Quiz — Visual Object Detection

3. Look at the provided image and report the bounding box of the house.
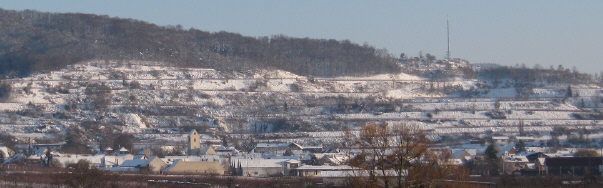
[161,155,204,165]
[308,153,348,166]
[164,160,225,175]
[134,148,154,159]
[545,157,603,176]
[131,141,186,153]
[213,146,239,155]
[15,143,64,153]
[103,147,114,155]
[234,158,300,177]
[294,165,354,177]
[502,154,530,174]
[301,145,324,153]
[199,146,217,155]
[253,142,302,155]
[102,154,135,167]
[118,157,167,173]
[117,147,129,154]
[55,154,106,168]
[452,149,477,164]
[525,152,548,163]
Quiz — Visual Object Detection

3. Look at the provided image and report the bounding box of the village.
[2,126,603,187]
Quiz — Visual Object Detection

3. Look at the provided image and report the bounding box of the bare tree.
[346,122,468,187]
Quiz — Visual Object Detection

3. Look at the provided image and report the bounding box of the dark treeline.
[478,65,598,85]
[0,9,400,78]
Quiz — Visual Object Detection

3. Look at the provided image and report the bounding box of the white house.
[234,158,300,177]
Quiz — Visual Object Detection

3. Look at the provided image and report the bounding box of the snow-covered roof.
[504,155,529,163]
[320,169,399,177]
[101,167,139,172]
[236,158,297,168]
[214,146,238,152]
[255,143,292,148]
[295,165,353,170]
[55,154,106,165]
[120,158,153,167]
[301,145,323,149]
[161,156,210,164]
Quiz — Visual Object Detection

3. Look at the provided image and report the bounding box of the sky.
[2,0,602,73]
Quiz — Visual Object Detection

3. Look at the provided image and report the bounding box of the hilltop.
[0,9,399,78]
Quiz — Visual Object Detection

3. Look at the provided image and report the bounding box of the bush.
[64,159,116,188]
[62,128,92,154]
[0,82,11,101]
[0,133,17,150]
[485,110,507,119]
[289,83,302,92]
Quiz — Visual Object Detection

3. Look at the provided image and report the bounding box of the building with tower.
[187,129,201,155]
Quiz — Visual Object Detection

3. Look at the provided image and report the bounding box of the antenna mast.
[446,18,451,60]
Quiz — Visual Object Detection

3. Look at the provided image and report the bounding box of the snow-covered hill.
[0,60,601,145]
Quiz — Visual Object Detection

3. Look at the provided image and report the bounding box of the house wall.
[546,166,600,176]
[242,167,282,177]
[148,159,168,173]
[167,161,225,175]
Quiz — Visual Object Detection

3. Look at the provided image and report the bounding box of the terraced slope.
[0,61,601,145]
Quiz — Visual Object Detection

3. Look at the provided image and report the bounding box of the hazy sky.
[2,0,602,73]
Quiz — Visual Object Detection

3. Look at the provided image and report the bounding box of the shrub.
[0,82,11,101]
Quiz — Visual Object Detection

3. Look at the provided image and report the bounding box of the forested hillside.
[0,9,399,78]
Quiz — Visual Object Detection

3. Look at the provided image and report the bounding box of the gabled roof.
[125,157,164,167]
[120,159,151,167]
[164,160,223,174]
[199,146,217,155]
